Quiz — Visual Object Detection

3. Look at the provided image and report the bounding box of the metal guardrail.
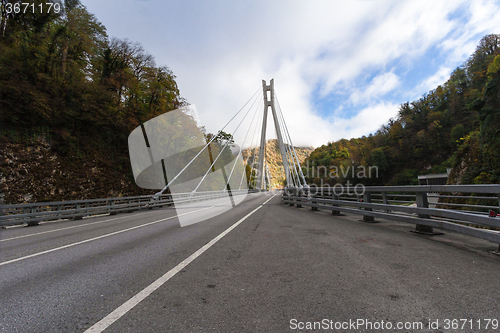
[0,190,248,227]
[283,185,500,251]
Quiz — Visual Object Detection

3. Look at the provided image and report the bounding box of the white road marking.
[0,206,216,267]
[84,193,276,333]
[1,214,149,242]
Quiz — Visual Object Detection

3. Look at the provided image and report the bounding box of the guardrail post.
[283,190,292,206]
[282,193,289,204]
[27,206,39,226]
[109,200,117,215]
[126,199,134,213]
[382,192,390,213]
[292,188,302,208]
[331,194,340,215]
[311,193,318,211]
[74,203,82,220]
[296,196,302,208]
[413,192,436,234]
[362,191,375,222]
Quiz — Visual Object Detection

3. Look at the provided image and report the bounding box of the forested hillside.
[304,34,500,187]
[0,0,184,203]
[1,2,498,203]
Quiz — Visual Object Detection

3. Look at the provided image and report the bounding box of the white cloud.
[311,0,464,96]
[82,0,500,148]
[330,102,401,140]
[440,0,500,62]
[349,72,400,105]
[411,66,453,99]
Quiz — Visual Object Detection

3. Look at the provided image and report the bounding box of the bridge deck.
[0,193,498,332]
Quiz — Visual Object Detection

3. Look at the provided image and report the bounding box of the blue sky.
[83,0,500,147]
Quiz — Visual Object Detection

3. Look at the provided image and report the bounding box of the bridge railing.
[0,190,248,227]
[283,185,500,247]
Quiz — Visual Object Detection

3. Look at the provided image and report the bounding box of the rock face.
[0,136,314,204]
[242,139,314,188]
[0,136,151,204]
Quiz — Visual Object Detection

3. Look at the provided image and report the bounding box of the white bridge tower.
[256,79,291,190]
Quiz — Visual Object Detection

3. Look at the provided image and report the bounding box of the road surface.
[1,192,499,332]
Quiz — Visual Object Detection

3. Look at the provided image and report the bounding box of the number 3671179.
[5,2,61,15]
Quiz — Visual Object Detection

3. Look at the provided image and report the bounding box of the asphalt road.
[1,192,499,333]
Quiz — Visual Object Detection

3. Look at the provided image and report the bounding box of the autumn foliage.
[304,34,500,186]
[0,1,184,202]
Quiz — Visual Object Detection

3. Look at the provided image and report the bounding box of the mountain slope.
[304,34,500,186]
[0,3,182,204]
[242,139,313,188]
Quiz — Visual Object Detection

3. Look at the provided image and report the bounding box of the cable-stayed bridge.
[1,80,500,332]
[129,78,307,194]
[124,78,309,227]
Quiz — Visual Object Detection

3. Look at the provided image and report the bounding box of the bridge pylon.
[256,79,291,190]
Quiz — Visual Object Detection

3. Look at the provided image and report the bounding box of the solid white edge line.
[0,205,217,267]
[84,193,277,333]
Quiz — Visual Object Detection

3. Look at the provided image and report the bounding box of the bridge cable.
[286,144,301,187]
[248,100,264,189]
[285,143,300,187]
[156,86,261,195]
[276,99,301,184]
[237,96,264,190]
[193,89,262,192]
[224,96,263,191]
[274,91,308,187]
[239,95,265,190]
[273,92,301,187]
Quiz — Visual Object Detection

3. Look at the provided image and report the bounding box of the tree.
[302,35,500,186]
[466,34,500,90]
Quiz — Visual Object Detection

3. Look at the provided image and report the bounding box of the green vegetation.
[304,34,500,186]
[1,1,498,201]
[0,0,183,152]
[0,0,184,203]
